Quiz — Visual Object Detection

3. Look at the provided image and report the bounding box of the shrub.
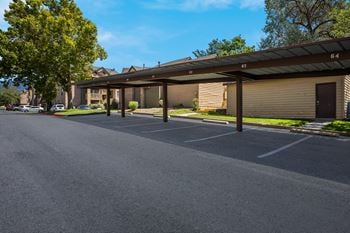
[128,101,139,111]
[192,98,199,111]
[90,104,103,110]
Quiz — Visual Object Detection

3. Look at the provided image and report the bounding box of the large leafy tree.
[2,0,107,108]
[260,0,347,49]
[193,35,255,58]
[46,0,107,108]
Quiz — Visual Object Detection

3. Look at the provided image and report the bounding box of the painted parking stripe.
[185,132,238,143]
[257,135,313,159]
[118,122,164,128]
[142,125,201,133]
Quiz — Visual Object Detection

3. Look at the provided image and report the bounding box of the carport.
[77,37,350,132]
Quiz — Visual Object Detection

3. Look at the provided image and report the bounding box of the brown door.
[316,83,336,118]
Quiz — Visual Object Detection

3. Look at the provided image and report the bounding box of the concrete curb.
[131,112,292,130]
[203,119,229,125]
[291,128,340,137]
[53,112,107,117]
[153,115,171,120]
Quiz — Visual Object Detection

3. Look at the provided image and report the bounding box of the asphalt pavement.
[0,112,349,233]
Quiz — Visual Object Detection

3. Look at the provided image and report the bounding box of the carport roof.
[77,36,350,88]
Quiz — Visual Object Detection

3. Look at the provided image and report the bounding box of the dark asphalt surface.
[0,112,349,233]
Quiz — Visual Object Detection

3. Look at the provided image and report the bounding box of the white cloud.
[98,26,182,52]
[97,26,185,68]
[239,0,264,9]
[98,31,114,43]
[98,26,183,60]
[145,0,264,11]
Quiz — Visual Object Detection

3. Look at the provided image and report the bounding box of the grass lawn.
[53,109,106,116]
[159,108,308,127]
[324,120,350,133]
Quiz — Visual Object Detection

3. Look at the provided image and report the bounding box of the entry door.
[316,83,336,118]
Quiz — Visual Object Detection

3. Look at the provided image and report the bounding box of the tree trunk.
[67,84,73,109]
[31,87,36,105]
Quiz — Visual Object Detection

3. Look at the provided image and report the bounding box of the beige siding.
[345,75,350,118]
[198,83,225,109]
[144,87,161,108]
[124,88,133,107]
[227,76,345,119]
[168,84,198,108]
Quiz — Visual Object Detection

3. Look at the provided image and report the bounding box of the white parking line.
[185,132,238,143]
[336,138,350,142]
[118,122,164,128]
[142,125,201,133]
[257,135,313,159]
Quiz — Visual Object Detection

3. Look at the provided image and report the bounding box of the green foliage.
[324,120,350,132]
[54,109,106,116]
[90,104,103,110]
[161,108,308,127]
[260,0,347,49]
[193,35,255,58]
[330,3,350,37]
[192,98,199,111]
[1,0,107,107]
[0,87,20,105]
[128,101,139,111]
[111,99,119,110]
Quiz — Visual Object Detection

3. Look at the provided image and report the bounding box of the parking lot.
[67,113,350,185]
[1,112,350,233]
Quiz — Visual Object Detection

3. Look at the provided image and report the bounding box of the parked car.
[27,106,44,113]
[19,105,31,112]
[13,105,22,111]
[77,105,91,110]
[50,104,65,112]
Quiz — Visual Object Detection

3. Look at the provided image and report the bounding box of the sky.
[0,0,266,72]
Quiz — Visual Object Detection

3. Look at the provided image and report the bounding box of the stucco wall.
[168,84,198,108]
[227,76,346,119]
[198,83,225,109]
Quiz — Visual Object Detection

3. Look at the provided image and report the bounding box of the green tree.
[0,86,20,105]
[330,2,350,37]
[193,35,255,58]
[46,0,107,108]
[260,0,347,49]
[193,39,223,57]
[2,0,107,108]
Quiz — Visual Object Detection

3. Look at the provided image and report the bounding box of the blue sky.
[1,0,266,72]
